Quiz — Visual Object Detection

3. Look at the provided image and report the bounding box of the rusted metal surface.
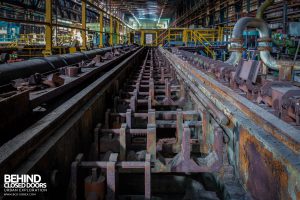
[172,49,300,152]
[1,46,299,200]
[0,46,139,145]
[67,48,245,199]
[160,47,300,200]
[0,47,144,184]
[239,127,290,200]
[0,90,30,144]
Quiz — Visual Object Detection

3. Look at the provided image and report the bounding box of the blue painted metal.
[0,22,20,42]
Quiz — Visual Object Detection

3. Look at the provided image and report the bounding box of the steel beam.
[99,11,104,48]
[110,15,114,46]
[128,29,131,44]
[145,154,151,200]
[141,30,144,46]
[119,124,127,161]
[81,0,87,51]
[106,153,118,200]
[116,20,120,44]
[147,124,156,161]
[43,0,52,56]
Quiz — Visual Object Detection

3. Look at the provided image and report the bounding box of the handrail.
[158,31,170,44]
[191,30,215,58]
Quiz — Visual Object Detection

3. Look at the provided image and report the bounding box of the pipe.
[226,17,256,65]
[256,0,274,19]
[0,45,133,86]
[226,17,271,65]
[226,0,287,70]
[254,21,282,70]
[256,0,283,71]
[225,17,284,70]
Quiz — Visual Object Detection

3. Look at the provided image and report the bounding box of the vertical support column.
[121,23,124,43]
[147,124,156,161]
[182,124,191,160]
[99,11,103,48]
[141,30,144,46]
[116,20,120,44]
[170,67,176,81]
[221,27,224,42]
[71,154,84,200]
[110,15,113,46]
[94,123,102,160]
[123,25,126,43]
[149,78,155,103]
[124,25,126,43]
[44,0,52,56]
[176,109,183,146]
[127,28,131,44]
[119,124,127,161]
[136,82,140,94]
[160,63,165,83]
[106,153,118,200]
[201,110,209,153]
[283,1,287,34]
[179,83,186,101]
[148,109,156,124]
[168,29,170,44]
[81,0,87,51]
[145,154,151,200]
[148,96,152,110]
[130,90,137,112]
[246,0,250,13]
[226,2,229,28]
[183,29,187,46]
[126,109,132,129]
[164,79,171,102]
[213,126,224,164]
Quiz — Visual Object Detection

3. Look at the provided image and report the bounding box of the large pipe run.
[226,0,289,71]
[0,45,131,86]
[226,17,287,71]
[256,0,274,19]
[226,17,257,65]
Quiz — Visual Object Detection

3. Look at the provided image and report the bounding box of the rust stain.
[188,64,299,153]
[239,127,290,200]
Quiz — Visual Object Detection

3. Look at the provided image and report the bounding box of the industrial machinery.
[0,41,299,200]
[0,0,299,200]
[0,44,136,143]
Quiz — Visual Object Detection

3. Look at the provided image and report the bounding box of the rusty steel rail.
[68,48,236,200]
[160,47,300,152]
[159,47,300,200]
